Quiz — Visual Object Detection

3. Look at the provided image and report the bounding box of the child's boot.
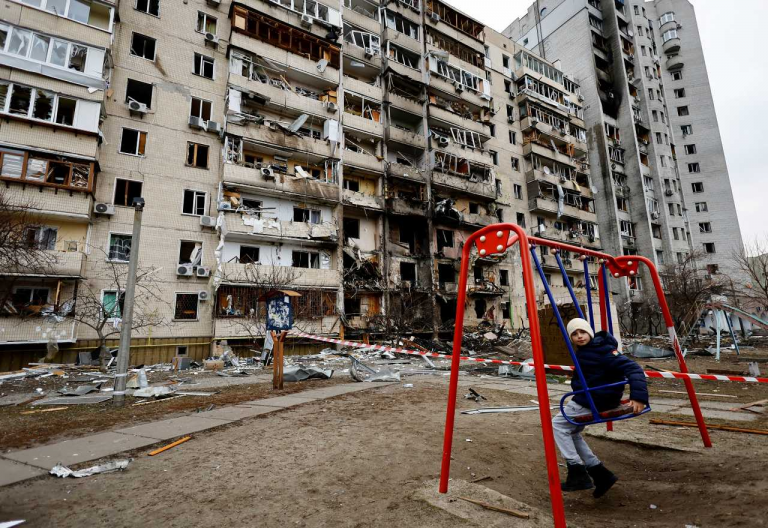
[561,463,594,491]
[587,463,618,498]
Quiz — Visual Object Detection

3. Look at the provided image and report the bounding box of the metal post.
[584,258,594,330]
[715,310,721,362]
[112,197,145,406]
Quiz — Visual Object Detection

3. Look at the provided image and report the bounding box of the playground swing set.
[439,223,712,528]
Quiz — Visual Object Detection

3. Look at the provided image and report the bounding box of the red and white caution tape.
[292,330,768,384]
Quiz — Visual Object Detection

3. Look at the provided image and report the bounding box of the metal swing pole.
[553,250,585,319]
[601,263,614,335]
[584,257,595,330]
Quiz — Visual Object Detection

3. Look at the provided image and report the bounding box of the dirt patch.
[0,381,766,527]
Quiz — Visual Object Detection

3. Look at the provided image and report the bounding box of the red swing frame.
[438,223,711,528]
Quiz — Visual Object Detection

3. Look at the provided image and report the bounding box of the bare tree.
[733,238,768,312]
[71,245,169,365]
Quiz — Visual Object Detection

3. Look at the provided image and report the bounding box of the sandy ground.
[1,379,767,528]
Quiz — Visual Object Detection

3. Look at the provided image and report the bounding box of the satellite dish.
[591,186,598,193]
[316,59,329,73]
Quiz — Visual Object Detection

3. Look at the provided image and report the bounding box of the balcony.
[525,169,593,198]
[344,43,383,69]
[344,76,383,101]
[388,126,426,149]
[343,189,384,210]
[343,149,385,173]
[462,212,496,227]
[386,197,427,216]
[230,33,340,85]
[520,118,588,158]
[2,250,86,278]
[230,73,336,119]
[666,55,684,71]
[236,0,339,40]
[662,37,681,54]
[0,120,99,159]
[426,17,484,53]
[342,8,382,34]
[222,164,339,203]
[431,170,496,200]
[523,142,577,168]
[389,92,423,115]
[437,142,492,166]
[227,123,338,159]
[0,316,77,344]
[387,162,426,182]
[224,214,338,244]
[2,184,93,219]
[343,112,384,137]
[214,314,339,337]
[528,197,594,221]
[429,105,488,136]
[386,60,423,85]
[428,75,489,109]
[219,262,340,287]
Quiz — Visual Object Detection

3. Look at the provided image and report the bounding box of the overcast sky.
[447,0,768,247]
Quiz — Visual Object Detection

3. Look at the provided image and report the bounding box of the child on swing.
[552,318,648,498]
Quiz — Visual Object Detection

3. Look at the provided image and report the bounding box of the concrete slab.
[676,408,758,422]
[240,395,318,408]
[0,458,46,486]
[194,405,277,421]
[4,432,159,469]
[116,415,233,441]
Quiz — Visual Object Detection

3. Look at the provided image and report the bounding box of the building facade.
[504,0,743,304]
[0,0,604,369]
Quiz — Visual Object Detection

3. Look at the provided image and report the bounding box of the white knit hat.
[566,318,594,341]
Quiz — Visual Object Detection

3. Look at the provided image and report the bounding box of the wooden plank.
[729,399,768,412]
[457,496,529,519]
[650,419,768,436]
[148,436,192,456]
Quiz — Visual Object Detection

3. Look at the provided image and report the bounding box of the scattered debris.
[470,475,492,483]
[627,343,674,359]
[58,384,101,397]
[403,383,414,388]
[0,521,25,528]
[20,407,69,415]
[50,459,132,478]
[175,391,217,397]
[650,419,768,436]
[457,496,530,519]
[32,395,112,406]
[464,388,487,403]
[349,358,400,382]
[283,366,334,382]
[133,386,177,398]
[149,436,192,456]
[729,399,768,413]
[748,362,761,377]
[132,395,186,406]
[462,406,545,415]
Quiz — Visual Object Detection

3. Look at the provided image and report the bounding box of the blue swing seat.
[559,380,651,426]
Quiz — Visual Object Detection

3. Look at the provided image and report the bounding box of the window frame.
[129,32,156,61]
[9,0,114,32]
[193,52,215,80]
[112,177,143,207]
[186,142,209,169]
[101,289,125,320]
[135,0,159,18]
[196,11,217,35]
[174,292,200,321]
[107,232,132,263]
[118,127,147,156]
[182,188,208,216]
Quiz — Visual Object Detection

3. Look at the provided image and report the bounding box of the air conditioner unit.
[627,238,635,246]
[665,189,673,197]
[204,32,219,45]
[364,47,374,58]
[206,0,219,6]
[261,166,275,179]
[218,201,233,211]
[484,57,492,68]
[530,117,539,126]
[676,23,682,29]
[196,266,211,278]
[578,94,585,102]
[198,290,210,301]
[300,14,313,27]
[206,121,221,134]
[429,12,440,23]
[454,82,464,93]
[188,115,205,129]
[508,92,515,100]
[177,265,194,276]
[94,203,115,215]
[128,100,148,114]
[200,215,217,227]
[651,212,660,219]
[325,101,338,113]
[437,136,449,147]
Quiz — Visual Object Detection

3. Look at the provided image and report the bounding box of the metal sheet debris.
[132,386,177,398]
[58,384,101,396]
[461,405,553,415]
[33,395,113,406]
[50,459,132,478]
[0,521,25,528]
[350,358,400,382]
[464,388,487,402]
[627,343,674,358]
[283,366,334,382]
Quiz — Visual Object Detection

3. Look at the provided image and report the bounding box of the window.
[130,33,156,60]
[174,293,199,320]
[659,11,675,25]
[179,240,202,266]
[513,184,523,200]
[383,9,419,40]
[193,53,214,79]
[108,233,132,262]
[490,150,498,165]
[186,142,209,168]
[637,26,643,36]
[125,78,153,108]
[681,124,693,136]
[190,97,211,122]
[655,132,662,144]
[182,189,206,215]
[672,71,683,81]
[695,201,708,212]
[641,46,647,56]
[511,157,520,171]
[634,5,639,15]
[672,227,679,240]
[24,225,57,250]
[677,106,689,116]
[468,202,479,214]
[668,203,675,216]
[239,245,259,264]
[399,262,416,284]
[500,269,509,287]
[135,0,159,16]
[102,290,125,319]
[509,131,516,144]
[703,242,716,254]
[113,178,143,206]
[699,222,712,233]
[516,212,526,227]
[119,128,147,156]
[176,346,188,357]
[436,229,454,251]
[660,155,667,167]
[684,144,697,155]
[616,197,629,212]
[14,0,113,29]
[674,88,685,98]
[343,217,360,239]
[294,207,321,224]
[692,182,704,193]
[660,112,666,123]
[196,11,217,34]
[688,163,700,173]
[292,251,319,269]
[648,88,654,100]
[343,178,360,192]
[662,29,678,43]
[13,287,49,312]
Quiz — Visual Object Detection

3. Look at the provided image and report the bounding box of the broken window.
[344,28,380,55]
[691,182,704,193]
[136,0,159,16]
[130,33,156,60]
[8,85,31,116]
[516,212,526,227]
[196,11,217,34]
[388,43,419,69]
[343,178,360,192]
[113,178,143,207]
[32,89,53,120]
[293,207,321,224]
[438,263,455,284]
[685,144,697,155]
[119,128,147,156]
[174,293,199,320]
[436,229,453,251]
[425,27,483,68]
[500,270,509,287]
[24,225,57,250]
[102,290,125,319]
[695,202,708,212]
[193,53,214,79]
[68,44,87,72]
[108,233,132,262]
[468,202,479,214]
[425,0,483,39]
[56,97,76,126]
[450,128,482,149]
[292,251,320,269]
[239,245,260,264]
[186,143,209,168]
[688,162,700,173]
[179,240,203,266]
[343,217,360,239]
[183,189,207,216]
[399,262,416,284]
[513,184,523,200]
[190,97,212,122]
[126,78,153,108]
[384,9,419,39]
[344,297,361,316]
[699,222,712,234]
[703,243,716,254]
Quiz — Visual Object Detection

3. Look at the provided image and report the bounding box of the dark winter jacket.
[571,331,649,411]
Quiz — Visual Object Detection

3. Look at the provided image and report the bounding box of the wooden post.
[272,331,287,390]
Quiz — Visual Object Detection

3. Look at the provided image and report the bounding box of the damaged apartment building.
[0,0,602,368]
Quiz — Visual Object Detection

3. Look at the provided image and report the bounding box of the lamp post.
[112,197,145,407]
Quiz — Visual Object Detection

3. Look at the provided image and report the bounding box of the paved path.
[0,382,389,488]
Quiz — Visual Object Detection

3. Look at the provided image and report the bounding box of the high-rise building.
[0,0,604,368]
[504,0,743,301]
